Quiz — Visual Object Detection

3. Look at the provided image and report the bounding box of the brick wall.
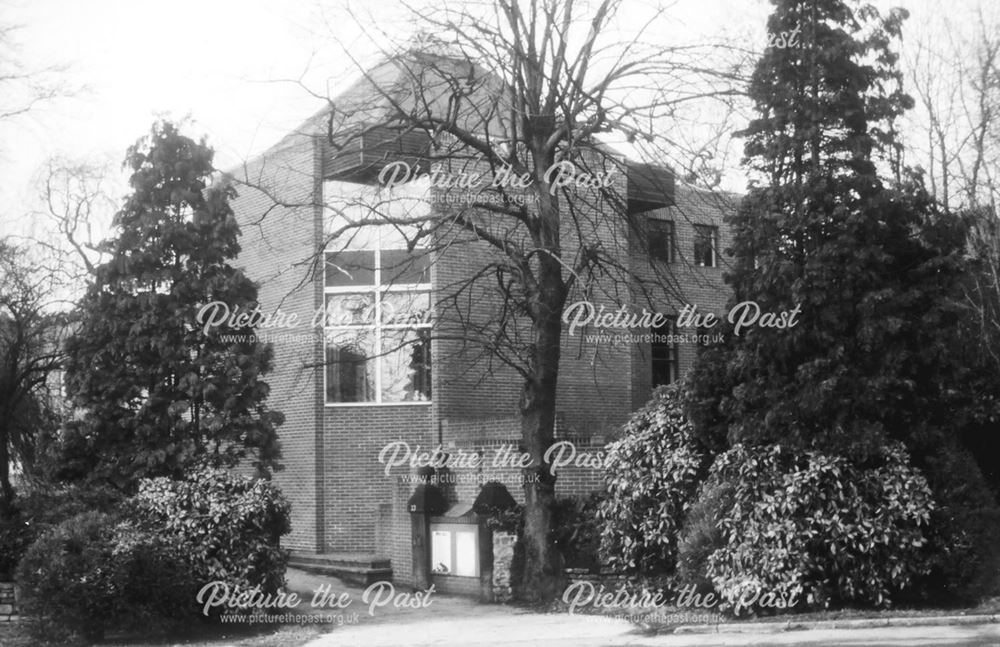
[431,416,609,505]
[231,115,737,588]
[430,151,643,440]
[322,405,433,552]
[229,131,325,552]
[628,183,737,410]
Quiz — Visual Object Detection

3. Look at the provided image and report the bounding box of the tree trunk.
[518,373,565,601]
[516,269,567,602]
[0,421,13,515]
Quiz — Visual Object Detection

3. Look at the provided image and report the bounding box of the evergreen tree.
[55,122,282,489]
[686,0,1000,602]
[688,0,970,459]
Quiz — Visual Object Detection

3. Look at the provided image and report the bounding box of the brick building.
[229,53,735,589]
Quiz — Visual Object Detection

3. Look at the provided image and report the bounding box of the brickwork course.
[228,55,735,588]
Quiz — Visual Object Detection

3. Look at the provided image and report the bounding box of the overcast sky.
[0,0,983,240]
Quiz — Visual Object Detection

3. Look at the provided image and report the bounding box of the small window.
[693,225,718,267]
[651,319,679,387]
[647,218,674,263]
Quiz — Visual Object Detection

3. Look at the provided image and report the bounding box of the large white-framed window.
[323,180,433,405]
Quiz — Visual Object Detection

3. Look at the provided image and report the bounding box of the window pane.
[455,530,477,577]
[324,181,383,250]
[380,329,432,402]
[370,183,430,218]
[693,225,717,267]
[651,320,679,387]
[326,251,375,287]
[324,180,429,248]
[431,530,452,574]
[381,291,432,326]
[325,330,376,403]
[324,293,376,326]
[369,189,429,250]
[380,249,431,285]
[326,219,383,251]
[647,219,674,263]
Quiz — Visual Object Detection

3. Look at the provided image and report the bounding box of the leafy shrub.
[597,383,708,576]
[676,478,731,588]
[473,481,518,518]
[484,504,523,534]
[552,493,605,572]
[132,467,291,594]
[0,483,123,581]
[0,510,32,580]
[108,524,199,631]
[17,511,117,641]
[917,443,1000,603]
[16,510,194,641]
[704,442,935,612]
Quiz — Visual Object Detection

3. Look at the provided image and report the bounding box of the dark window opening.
[647,219,675,263]
[693,225,718,267]
[651,319,680,387]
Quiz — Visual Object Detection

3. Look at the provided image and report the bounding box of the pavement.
[300,618,1000,647]
[284,569,1000,647]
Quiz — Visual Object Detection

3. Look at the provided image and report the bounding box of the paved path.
[286,571,1000,647]
[301,620,1000,647]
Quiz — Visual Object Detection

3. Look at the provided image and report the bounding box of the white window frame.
[430,523,480,577]
[323,180,433,407]
[693,224,718,268]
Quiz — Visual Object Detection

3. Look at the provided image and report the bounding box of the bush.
[676,478,731,588]
[17,511,117,641]
[108,524,199,631]
[18,482,124,528]
[132,467,291,594]
[703,442,935,612]
[597,383,709,576]
[0,510,32,580]
[0,483,123,581]
[16,510,195,641]
[552,493,605,572]
[917,443,1000,603]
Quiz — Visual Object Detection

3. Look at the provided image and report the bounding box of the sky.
[0,0,982,242]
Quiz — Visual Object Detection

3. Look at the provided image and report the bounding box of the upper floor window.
[323,180,432,405]
[647,218,675,264]
[693,224,718,268]
[650,318,679,387]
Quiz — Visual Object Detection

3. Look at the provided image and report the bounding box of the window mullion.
[374,239,382,403]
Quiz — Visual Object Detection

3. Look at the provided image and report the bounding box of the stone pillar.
[478,520,494,603]
[492,531,516,601]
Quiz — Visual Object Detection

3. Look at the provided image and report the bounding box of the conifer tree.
[688,0,969,459]
[56,122,282,489]
[686,1,1000,600]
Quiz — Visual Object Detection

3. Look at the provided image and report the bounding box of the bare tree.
[905,7,1000,213]
[0,24,60,123]
[236,0,745,600]
[0,8,76,164]
[0,239,67,511]
[29,158,117,285]
[902,6,1000,491]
